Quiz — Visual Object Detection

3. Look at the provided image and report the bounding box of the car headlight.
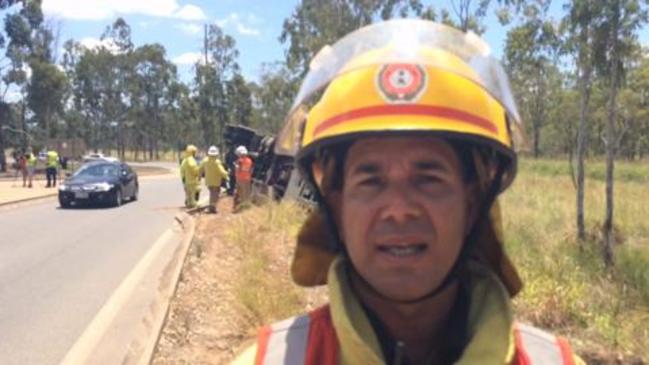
[58,184,69,191]
[85,182,113,192]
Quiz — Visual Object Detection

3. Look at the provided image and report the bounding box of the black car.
[58,161,139,208]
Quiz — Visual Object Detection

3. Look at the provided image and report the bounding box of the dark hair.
[448,139,477,184]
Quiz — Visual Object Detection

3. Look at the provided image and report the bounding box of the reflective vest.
[180,156,200,185]
[236,156,253,182]
[254,305,576,365]
[200,157,229,187]
[27,153,37,167]
[47,151,59,168]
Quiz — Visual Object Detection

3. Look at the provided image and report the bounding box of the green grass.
[104,149,181,163]
[503,158,649,361]
[518,157,649,184]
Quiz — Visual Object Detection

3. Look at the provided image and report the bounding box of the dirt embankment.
[151,198,326,365]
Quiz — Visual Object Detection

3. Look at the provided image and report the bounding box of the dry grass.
[503,158,649,362]
[225,202,327,330]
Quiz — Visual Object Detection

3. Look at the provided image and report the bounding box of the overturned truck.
[223,124,315,205]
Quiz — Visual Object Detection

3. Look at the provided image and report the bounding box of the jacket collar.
[327,256,515,364]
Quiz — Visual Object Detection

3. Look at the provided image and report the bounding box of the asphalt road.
[0,174,184,365]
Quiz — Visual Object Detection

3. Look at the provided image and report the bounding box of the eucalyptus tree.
[194,24,239,147]
[504,0,561,158]
[594,0,648,266]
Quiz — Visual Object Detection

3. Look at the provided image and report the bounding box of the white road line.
[59,228,175,365]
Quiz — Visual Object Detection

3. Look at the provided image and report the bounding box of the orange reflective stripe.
[513,323,572,365]
[313,104,498,138]
[304,306,338,365]
[255,306,338,365]
[556,337,576,365]
[258,314,310,364]
[255,326,272,365]
[513,325,532,365]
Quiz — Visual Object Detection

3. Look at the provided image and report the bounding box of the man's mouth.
[377,243,427,257]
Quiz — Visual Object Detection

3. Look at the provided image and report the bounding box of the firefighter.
[232,20,583,364]
[200,146,229,213]
[180,144,200,208]
[233,145,253,210]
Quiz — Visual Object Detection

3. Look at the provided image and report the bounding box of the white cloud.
[175,4,206,20]
[236,23,260,36]
[216,13,261,37]
[175,23,202,36]
[5,89,23,103]
[22,64,32,80]
[79,37,121,53]
[42,0,206,20]
[172,52,204,65]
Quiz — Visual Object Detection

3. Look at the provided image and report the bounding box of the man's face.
[334,136,475,301]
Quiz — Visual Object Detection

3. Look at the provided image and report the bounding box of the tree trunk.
[21,101,28,149]
[0,102,9,172]
[533,121,540,159]
[148,137,153,161]
[603,2,620,267]
[576,55,591,242]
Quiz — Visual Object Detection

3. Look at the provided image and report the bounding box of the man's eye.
[416,175,441,184]
[359,177,381,186]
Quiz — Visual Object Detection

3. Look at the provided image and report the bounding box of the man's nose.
[378,183,421,224]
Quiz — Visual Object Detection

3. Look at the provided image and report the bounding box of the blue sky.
[39,0,302,83]
[4,0,649,86]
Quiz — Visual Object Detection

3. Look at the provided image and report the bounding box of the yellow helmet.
[279,19,523,296]
[185,144,197,155]
[276,19,524,190]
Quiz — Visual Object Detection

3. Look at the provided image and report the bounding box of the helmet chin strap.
[318,164,505,305]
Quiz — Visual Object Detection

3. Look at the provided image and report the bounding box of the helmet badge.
[377,64,427,103]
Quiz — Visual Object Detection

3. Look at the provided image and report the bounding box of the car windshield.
[74,164,119,178]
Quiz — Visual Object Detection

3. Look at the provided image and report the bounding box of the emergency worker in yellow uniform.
[200,145,229,213]
[180,144,200,208]
[232,20,584,365]
[45,148,60,188]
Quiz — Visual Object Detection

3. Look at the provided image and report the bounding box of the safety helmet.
[185,144,197,155]
[235,145,248,156]
[207,146,219,156]
[277,19,523,297]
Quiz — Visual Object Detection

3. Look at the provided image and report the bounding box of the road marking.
[60,228,176,365]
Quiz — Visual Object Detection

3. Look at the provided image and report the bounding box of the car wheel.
[59,199,71,208]
[131,185,138,201]
[112,189,122,207]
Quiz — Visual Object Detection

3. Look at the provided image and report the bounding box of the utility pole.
[203,24,208,66]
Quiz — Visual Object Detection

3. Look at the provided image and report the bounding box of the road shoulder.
[59,212,196,365]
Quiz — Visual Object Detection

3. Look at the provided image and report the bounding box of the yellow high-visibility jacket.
[46,151,59,168]
[232,257,585,365]
[180,156,200,186]
[200,156,229,187]
[27,153,37,167]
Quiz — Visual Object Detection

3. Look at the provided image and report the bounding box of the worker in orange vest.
[232,20,583,364]
[233,145,253,211]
